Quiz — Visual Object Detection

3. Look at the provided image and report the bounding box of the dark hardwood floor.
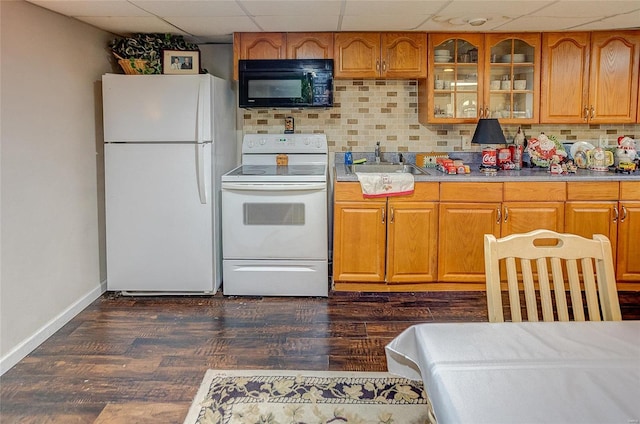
[2,290,639,423]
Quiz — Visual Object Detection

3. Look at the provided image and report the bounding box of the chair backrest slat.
[550,257,570,321]
[484,229,621,323]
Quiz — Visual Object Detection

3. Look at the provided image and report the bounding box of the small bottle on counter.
[344,147,353,165]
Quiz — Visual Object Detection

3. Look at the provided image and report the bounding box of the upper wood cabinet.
[421,33,540,124]
[233,32,333,79]
[333,32,427,79]
[541,31,640,124]
[286,32,334,59]
[421,33,484,124]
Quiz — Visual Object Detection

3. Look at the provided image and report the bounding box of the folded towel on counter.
[356,172,415,198]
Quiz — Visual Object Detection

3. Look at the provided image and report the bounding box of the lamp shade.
[471,119,507,145]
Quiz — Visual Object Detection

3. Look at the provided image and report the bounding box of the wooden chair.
[484,229,621,322]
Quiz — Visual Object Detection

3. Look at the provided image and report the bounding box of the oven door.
[222,182,328,260]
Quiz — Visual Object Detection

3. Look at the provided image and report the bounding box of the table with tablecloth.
[385,321,640,424]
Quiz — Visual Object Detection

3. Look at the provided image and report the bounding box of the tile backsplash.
[241,79,639,155]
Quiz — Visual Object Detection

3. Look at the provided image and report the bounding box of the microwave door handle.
[223,183,326,191]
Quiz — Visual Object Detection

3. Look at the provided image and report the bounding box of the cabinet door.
[540,32,590,123]
[438,202,501,283]
[381,32,427,79]
[233,32,286,79]
[238,32,286,59]
[565,201,618,263]
[485,33,541,123]
[287,33,334,59]
[617,201,640,282]
[421,33,484,124]
[387,202,438,283]
[334,32,380,79]
[501,202,564,236]
[333,201,386,282]
[588,31,640,124]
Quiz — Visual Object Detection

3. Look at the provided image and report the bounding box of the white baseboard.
[0,280,107,375]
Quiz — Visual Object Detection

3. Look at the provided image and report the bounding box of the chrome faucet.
[375,141,381,163]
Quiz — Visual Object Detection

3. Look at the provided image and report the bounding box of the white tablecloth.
[385,321,640,424]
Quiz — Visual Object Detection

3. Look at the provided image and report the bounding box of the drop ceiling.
[26,0,640,44]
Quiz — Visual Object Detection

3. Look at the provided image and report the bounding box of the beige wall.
[0,0,113,372]
[242,79,640,153]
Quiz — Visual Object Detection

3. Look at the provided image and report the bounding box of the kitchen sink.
[349,163,430,175]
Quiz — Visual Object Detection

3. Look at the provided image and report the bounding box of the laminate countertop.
[334,163,640,182]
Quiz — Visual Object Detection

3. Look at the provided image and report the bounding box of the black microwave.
[238,59,333,109]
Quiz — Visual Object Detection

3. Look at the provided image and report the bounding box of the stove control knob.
[259,138,267,145]
[247,139,255,148]
[303,137,310,145]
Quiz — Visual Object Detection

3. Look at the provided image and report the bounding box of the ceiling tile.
[239,1,343,16]
[166,16,261,34]
[29,0,150,17]
[493,15,597,31]
[529,1,640,18]
[132,1,245,17]
[343,1,447,16]
[341,15,433,31]
[437,0,555,18]
[255,15,340,32]
[78,16,183,35]
[569,11,640,30]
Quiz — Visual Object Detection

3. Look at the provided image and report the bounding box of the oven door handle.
[222,183,326,191]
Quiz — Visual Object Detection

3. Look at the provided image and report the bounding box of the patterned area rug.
[184,369,430,424]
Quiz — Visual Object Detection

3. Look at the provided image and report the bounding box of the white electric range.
[221,134,329,296]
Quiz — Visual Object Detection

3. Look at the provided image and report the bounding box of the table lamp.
[472,119,507,173]
[471,118,507,145]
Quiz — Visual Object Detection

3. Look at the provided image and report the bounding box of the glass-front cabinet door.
[422,33,484,124]
[485,33,540,123]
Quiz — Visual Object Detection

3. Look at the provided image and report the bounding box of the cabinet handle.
[381,207,385,224]
[621,205,627,222]
[484,107,490,118]
[382,60,387,72]
[496,207,502,224]
[613,205,619,223]
[479,107,484,118]
[583,106,589,121]
[376,59,380,72]
[390,206,394,223]
[503,206,509,223]
[590,105,595,119]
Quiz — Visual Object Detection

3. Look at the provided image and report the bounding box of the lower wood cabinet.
[333,182,438,286]
[333,179,640,291]
[438,182,565,284]
[617,182,640,282]
[565,181,640,283]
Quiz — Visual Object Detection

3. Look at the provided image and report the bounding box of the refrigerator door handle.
[195,77,208,204]
[196,143,208,204]
[197,78,206,144]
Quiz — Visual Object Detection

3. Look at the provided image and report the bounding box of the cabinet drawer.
[440,182,502,202]
[567,182,619,200]
[504,182,566,201]
[620,181,640,200]
[335,181,439,201]
[391,182,439,202]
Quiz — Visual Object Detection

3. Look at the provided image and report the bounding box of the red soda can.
[497,148,512,166]
[510,145,523,170]
[482,148,497,167]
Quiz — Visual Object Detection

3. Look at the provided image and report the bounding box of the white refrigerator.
[102,74,236,294]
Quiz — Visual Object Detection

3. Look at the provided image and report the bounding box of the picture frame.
[162,50,200,75]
